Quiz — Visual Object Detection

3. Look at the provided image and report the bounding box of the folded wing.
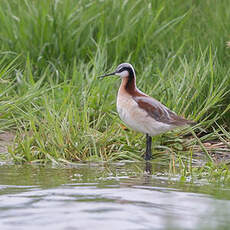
[133,96,194,126]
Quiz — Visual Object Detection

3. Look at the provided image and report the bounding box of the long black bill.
[98,71,117,79]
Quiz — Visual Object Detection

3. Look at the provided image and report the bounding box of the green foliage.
[0,0,230,165]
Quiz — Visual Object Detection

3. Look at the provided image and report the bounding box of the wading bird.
[99,63,194,160]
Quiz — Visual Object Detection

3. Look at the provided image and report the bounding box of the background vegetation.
[0,0,230,164]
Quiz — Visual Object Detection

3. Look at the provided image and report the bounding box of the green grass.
[0,0,230,166]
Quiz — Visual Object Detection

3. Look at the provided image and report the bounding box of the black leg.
[145,134,152,161]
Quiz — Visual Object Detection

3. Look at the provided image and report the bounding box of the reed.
[0,0,230,163]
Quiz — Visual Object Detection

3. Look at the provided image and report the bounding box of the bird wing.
[133,96,194,126]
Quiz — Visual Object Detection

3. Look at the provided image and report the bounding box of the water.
[0,162,230,230]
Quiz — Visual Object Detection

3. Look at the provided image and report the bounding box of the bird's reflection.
[142,161,153,185]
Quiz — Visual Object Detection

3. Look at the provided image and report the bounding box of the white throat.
[115,70,129,78]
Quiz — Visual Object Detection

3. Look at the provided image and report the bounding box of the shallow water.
[0,162,230,230]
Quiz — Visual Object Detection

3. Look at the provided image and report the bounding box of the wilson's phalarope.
[100,63,194,160]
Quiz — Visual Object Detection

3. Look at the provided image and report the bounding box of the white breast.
[116,94,175,136]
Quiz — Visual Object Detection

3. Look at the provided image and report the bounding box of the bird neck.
[120,74,138,95]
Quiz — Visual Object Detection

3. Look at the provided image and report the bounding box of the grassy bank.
[0,0,230,165]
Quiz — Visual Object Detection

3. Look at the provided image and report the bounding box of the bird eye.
[117,68,124,73]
